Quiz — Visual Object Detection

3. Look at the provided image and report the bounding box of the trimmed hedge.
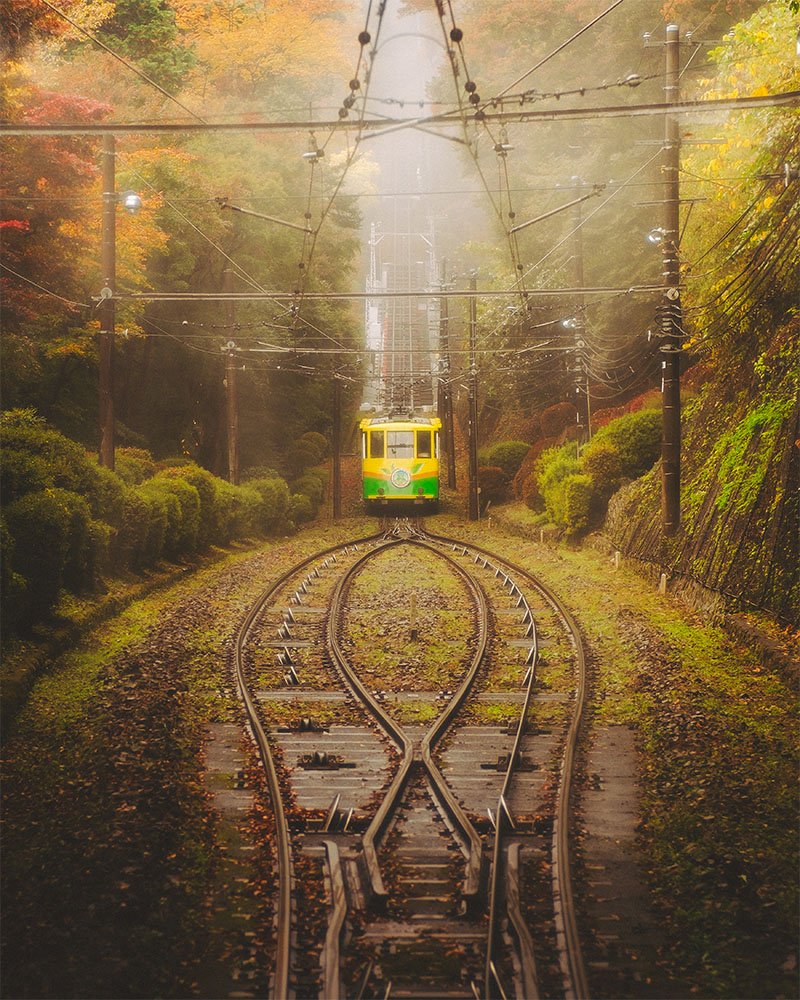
[583,408,661,482]
[114,447,157,485]
[478,466,507,508]
[1,410,125,525]
[248,476,291,534]
[477,441,531,481]
[563,474,593,535]
[4,490,74,625]
[288,492,314,525]
[0,411,302,635]
[532,407,662,536]
[537,443,581,525]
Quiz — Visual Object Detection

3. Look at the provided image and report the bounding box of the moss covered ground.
[0,519,376,998]
[2,506,796,998]
[432,506,798,998]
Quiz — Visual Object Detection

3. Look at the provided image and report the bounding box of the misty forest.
[1,1,798,999]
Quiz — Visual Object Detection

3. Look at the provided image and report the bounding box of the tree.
[173,0,351,101]
[95,0,196,90]
[679,1,800,370]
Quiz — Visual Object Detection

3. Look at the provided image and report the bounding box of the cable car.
[359,415,442,509]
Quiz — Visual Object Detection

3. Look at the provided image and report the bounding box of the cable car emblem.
[391,468,411,488]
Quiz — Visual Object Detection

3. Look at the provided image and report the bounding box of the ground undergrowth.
[0,518,375,999]
[435,505,798,999]
[1,507,796,998]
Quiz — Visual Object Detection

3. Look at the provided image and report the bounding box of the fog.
[351,0,673,415]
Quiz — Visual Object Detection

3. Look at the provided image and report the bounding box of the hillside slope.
[606,338,799,624]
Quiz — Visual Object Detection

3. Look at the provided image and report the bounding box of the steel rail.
[414,539,489,900]
[424,536,541,998]
[232,531,384,999]
[423,529,590,1000]
[486,570,542,1000]
[326,538,411,900]
[326,538,489,905]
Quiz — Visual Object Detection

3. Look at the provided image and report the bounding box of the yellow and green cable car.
[359,415,442,508]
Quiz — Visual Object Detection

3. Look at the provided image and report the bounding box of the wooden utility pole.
[332,376,342,520]
[99,133,116,469]
[662,22,682,534]
[439,261,456,489]
[572,178,590,444]
[224,267,239,485]
[467,272,479,521]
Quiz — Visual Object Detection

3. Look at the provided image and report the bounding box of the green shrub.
[0,409,126,525]
[214,481,263,542]
[0,516,26,633]
[114,487,151,570]
[581,439,624,498]
[291,471,325,509]
[236,485,266,537]
[157,455,193,468]
[4,490,73,624]
[90,463,126,527]
[46,488,104,592]
[307,466,328,488]
[478,466,507,507]
[138,479,191,559]
[114,447,157,485]
[0,448,50,504]
[137,485,172,564]
[248,476,291,534]
[300,431,329,459]
[153,475,201,554]
[288,492,314,525]
[588,408,661,480]
[478,441,530,480]
[563,474,593,535]
[160,465,217,549]
[286,440,322,477]
[213,480,238,544]
[533,409,662,535]
[536,442,581,525]
[242,465,282,482]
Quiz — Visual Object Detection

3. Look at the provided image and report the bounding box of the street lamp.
[99,135,141,470]
[120,190,142,213]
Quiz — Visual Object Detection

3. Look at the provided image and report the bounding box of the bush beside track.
[0,410,330,637]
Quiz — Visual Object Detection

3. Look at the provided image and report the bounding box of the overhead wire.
[484,0,628,106]
[0,261,92,309]
[21,1,796,412]
[114,154,356,354]
[289,0,392,339]
[432,3,530,303]
[519,146,666,283]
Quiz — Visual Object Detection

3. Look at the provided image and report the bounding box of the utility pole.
[332,376,342,520]
[572,177,590,444]
[467,272,479,521]
[99,133,115,469]
[439,260,456,489]
[662,22,682,535]
[224,267,239,485]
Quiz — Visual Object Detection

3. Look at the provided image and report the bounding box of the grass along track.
[2,509,794,998]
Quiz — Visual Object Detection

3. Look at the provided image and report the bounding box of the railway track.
[231,518,589,999]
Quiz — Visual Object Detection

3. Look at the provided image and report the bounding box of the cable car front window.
[369,430,385,459]
[416,430,432,458]
[387,431,414,458]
